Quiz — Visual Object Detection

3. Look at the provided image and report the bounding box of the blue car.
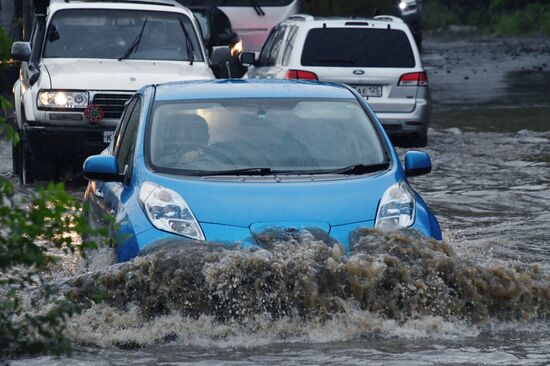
[83,79,441,262]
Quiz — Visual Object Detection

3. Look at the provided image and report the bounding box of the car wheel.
[411,131,428,148]
[20,142,39,185]
[12,139,21,176]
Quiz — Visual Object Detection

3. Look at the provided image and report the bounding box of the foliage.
[493,4,550,35]
[423,0,550,34]
[0,94,103,358]
[0,26,11,64]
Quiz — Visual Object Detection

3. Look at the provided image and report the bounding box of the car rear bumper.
[375,99,431,137]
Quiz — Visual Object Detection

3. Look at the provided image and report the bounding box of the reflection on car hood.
[42,59,214,90]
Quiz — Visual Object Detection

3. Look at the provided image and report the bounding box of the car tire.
[19,141,40,185]
[411,131,428,148]
[12,139,21,176]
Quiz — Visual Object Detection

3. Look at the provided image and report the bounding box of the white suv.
[244,15,431,147]
[11,0,228,183]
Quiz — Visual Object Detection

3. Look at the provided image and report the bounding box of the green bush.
[424,0,550,34]
[493,4,550,35]
[423,1,460,30]
[0,94,105,358]
[0,26,10,63]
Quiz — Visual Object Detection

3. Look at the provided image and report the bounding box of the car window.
[301,28,415,68]
[193,11,210,41]
[43,9,203,62]
[29,16,46,64]
[266,25,286,66]
[113,98,137,154]
[257,27,278,67]
[148,98,386,175]
[116,98,142,175]
[281,25,298,66]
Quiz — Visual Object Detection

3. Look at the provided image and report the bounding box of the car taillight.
[285,69,318,80]
[398,72,428,87]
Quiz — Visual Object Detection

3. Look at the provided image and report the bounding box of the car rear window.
[301,28,415,68]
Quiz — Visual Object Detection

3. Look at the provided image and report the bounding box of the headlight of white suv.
[375,181,416,231]
[139,182,205,241]
[37,90,89,109]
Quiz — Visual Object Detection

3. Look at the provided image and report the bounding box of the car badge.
[353,70,365,75]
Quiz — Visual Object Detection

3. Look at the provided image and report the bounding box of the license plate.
[353,85,382,98]
[103,131,115,144]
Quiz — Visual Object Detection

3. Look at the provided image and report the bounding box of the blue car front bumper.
[117,206,441,262]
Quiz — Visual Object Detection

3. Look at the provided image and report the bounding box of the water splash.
[59,229,549,348]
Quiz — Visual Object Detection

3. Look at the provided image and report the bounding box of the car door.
[249,25,286,79]
[88,97,142,241]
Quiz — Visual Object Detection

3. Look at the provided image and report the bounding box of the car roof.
[153,79,356,101]
[50,0,181,5]
[47,0,189,13]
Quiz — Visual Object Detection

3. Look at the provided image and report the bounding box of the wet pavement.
[5,34,550,365]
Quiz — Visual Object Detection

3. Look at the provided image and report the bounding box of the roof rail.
[287,14,314,22]
[373,15,404,23]
[61,0,177,6]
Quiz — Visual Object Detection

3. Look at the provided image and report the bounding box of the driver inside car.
[156,114,210,167]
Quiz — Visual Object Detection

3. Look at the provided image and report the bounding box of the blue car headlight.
[139,181,205,241]
[375,181,416,231]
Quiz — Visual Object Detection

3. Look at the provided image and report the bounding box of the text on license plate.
[353,85,382,98]
[103,131,115,144]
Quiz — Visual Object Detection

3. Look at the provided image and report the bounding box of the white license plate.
[103,131,115,144]
[353,85,383,98]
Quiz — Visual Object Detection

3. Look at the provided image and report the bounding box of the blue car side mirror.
[404,151,432,177]
[83,155,123,182]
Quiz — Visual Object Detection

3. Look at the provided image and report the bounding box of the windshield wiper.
[194,162,390,177]
[178,17,195,65]
[193,167,274,177]
[118,17,149,61]
[327,162,390,175]
[248,0,265,16]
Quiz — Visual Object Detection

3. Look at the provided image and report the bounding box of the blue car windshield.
[148,98,386,175]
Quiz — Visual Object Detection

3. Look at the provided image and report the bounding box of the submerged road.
[5,33,550,365]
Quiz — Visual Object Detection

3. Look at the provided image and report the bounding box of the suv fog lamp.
[375,181,416,231]
[139,181,205,241]
[38,90,89,109]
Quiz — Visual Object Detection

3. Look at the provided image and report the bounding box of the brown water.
[6,34,550,365]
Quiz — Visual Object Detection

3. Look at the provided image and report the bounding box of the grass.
[423,0,550,36]
[493,4,550,35]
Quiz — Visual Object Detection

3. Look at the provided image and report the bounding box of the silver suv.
[244,15,430,147]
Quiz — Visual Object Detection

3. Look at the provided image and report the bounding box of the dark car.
[188,5,246,77]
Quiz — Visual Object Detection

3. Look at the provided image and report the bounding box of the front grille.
[92,93,133,119]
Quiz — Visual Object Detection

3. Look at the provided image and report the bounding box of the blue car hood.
[151,172,399,228]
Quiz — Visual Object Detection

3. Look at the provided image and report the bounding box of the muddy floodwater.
[7,35,550,365]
